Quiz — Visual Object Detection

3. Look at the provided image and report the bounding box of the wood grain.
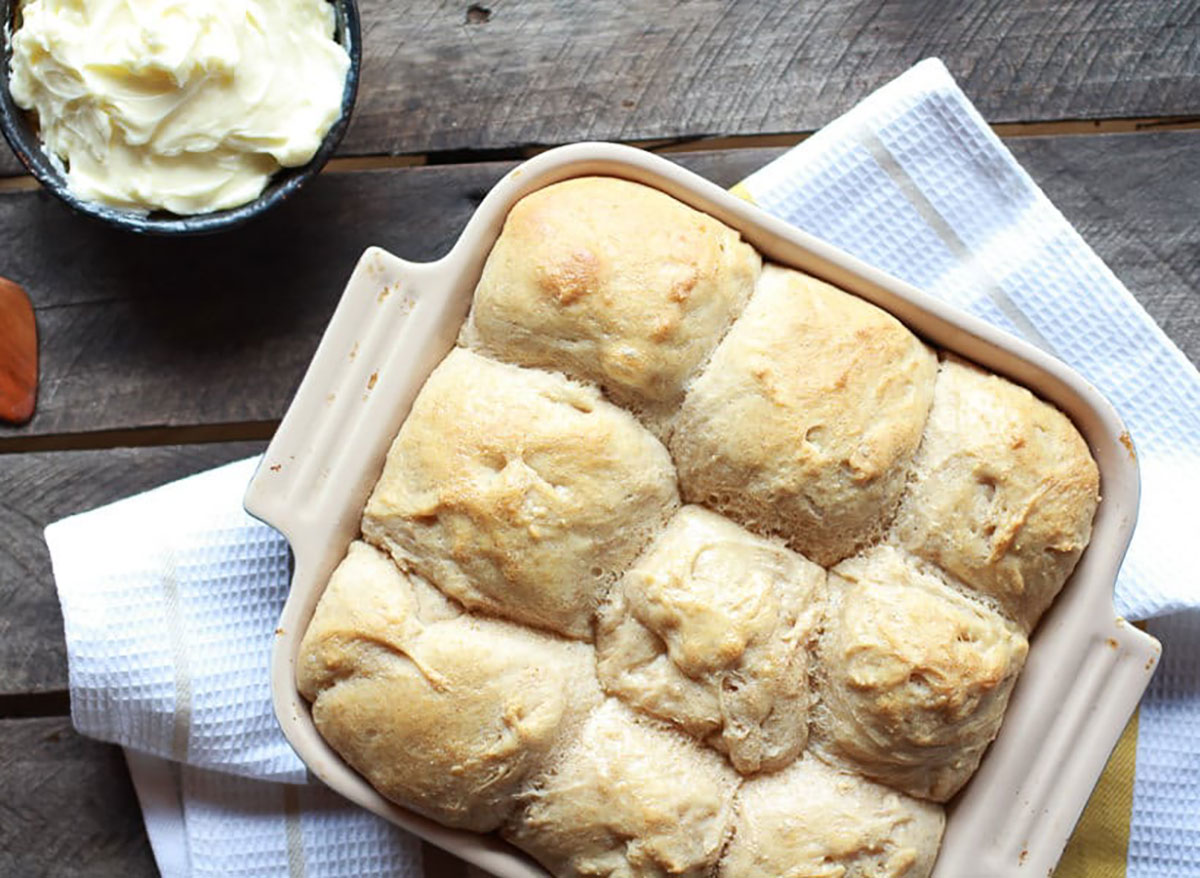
[0,717,157,877]
[344,0,1200,156]
[0,132,1196,443]
[2,0,1198,178]
[0,442,264,695]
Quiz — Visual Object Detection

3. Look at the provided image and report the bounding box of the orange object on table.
[0,276,37,425]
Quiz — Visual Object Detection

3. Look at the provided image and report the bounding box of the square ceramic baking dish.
[244,142,1161,878]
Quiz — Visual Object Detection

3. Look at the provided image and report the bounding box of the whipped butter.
[8,0,350,215]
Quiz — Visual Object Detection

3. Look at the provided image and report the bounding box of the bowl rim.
[0,0,362,236]
[245,142,1162,878]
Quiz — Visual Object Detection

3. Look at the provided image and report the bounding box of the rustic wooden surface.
[0,718,158,878]
[340,0,1200,156]
[3,0,1199,179]
[1,0,1198,875]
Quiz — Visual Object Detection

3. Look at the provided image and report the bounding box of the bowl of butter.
[0,0,360,234]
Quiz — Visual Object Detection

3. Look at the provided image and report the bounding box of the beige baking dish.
[244,142,1161,878]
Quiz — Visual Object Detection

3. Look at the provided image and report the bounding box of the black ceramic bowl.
[0,0,361,235]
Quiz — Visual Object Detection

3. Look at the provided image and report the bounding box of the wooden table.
[1,2,1197,875]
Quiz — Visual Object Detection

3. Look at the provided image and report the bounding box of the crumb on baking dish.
[1119,431,1136,461]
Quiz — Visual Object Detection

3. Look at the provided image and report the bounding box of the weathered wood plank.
[0,160,528,439]
[345,0,1200,157]
[0,717,157,877]
[2,0,1199,179]
[0,442,264,695]
[1,132,1196,441]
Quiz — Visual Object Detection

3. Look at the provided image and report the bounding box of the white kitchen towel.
[46,456,424,878]
[45,58,1200,877]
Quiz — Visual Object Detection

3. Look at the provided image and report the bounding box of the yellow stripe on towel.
[1054,710,1139,878]
[728,181,756,204]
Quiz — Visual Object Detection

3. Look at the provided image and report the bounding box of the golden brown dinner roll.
[362,348,679,640]
[720,754,945,878]
[595,505,824,774]
[893,356,1100,631]
[812,545,1028,802]
[460,176,761,422]
[671,264,937,566]
[297,541,602,832]
[504,698,738,878]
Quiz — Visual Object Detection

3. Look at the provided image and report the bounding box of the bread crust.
[812,546,1029,802]
[362,348,679,640]
[462,176,761,425]
[297,541,602,831]
[894,356,1101,631]
[721,754,945,878]
[671,264,938,566]
[596,505,824,774]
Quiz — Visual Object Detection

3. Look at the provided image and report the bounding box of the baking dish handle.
[243,246,462,564]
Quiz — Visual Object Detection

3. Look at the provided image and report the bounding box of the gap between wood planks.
[0,420,279,453]
[1,115,1198,191]
[0,690,71,718]
[195,113,1200,169]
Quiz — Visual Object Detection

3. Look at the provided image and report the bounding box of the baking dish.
[244,142,1160,878]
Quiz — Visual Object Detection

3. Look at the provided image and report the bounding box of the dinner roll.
[894,357,1101,631]
[362,348,679,640]
[671,264,937,566]
[504,699,738,878]
[460,176,760,422]
[595,505,824,774]
[297,541,602,831]
[812,546,1029,802]
[720,754,945,878]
